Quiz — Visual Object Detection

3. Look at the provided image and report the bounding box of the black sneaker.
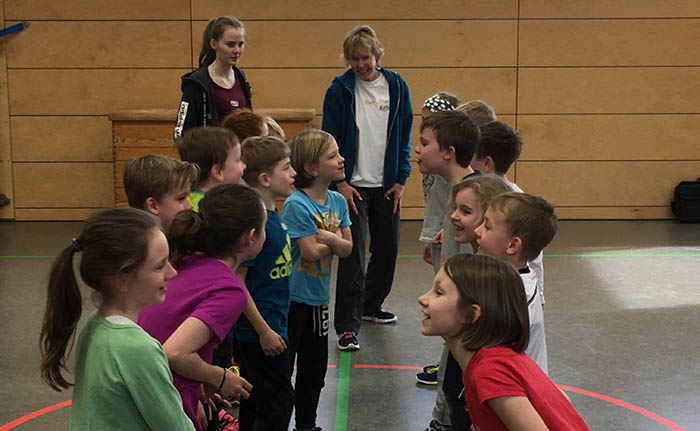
[337,331,360,351]
[362,307,398,324]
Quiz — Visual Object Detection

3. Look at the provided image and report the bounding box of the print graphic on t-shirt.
[378,98,390,112]
[297,210,342,278]
[270,234,292,280]
[230,100,239,107]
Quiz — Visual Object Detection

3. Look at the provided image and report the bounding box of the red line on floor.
[1,369,687,431]
[557,384,687,431]
[354,364,422,370]
[0,400,71,431]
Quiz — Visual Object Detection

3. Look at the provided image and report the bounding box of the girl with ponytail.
[138,183,266,430]
[39,208,194,430]
[174,16,253,140]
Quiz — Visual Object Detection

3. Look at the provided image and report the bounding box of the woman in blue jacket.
[322,25,413,352]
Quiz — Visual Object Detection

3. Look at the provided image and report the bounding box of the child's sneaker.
[337,331,360,351]
[362,307,398,324]
[217,409,239,431]
[416,362,440,385]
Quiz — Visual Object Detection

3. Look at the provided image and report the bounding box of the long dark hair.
[40,208,160,391]
[168,184,265,263]
[198,16,246,67]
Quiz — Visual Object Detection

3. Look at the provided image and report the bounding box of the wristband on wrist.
[217,366,227,391]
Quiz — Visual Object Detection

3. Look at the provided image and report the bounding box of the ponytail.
[40,245,83,390]
[39,208,160,392]
[168,209,206,263]
[168,184,264,262]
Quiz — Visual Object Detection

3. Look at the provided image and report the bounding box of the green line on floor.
[335,351,352,431]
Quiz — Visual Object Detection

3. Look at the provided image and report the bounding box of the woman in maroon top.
[175,16,253,140]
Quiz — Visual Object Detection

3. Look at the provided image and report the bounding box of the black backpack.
[671,177,700,223]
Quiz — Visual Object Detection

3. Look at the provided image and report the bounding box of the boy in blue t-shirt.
[282,129,352,431]
[235,136,297,430]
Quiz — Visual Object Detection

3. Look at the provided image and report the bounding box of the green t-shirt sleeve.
[117,332,195,430]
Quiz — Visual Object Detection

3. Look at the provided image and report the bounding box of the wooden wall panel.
[246,68,516,115]
[7,22,191,68]
[515,161,700,207]
[9,69,186,115]
[5,0,190,20]
[192,0,518,20]
[14,208,106,221]
[13,163,113,207]
[193,21,517,68]
[518,115,700,161]
[520,0,700,19]
[519,20,700,67]
[518,68,700,114]
[0,7,12,219]
[12,117,112,162]
[555,206,673,220]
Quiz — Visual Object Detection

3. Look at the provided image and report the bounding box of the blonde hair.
[342,25,384,65]
[456,100,497,126]
[241,136,291,186]
[123,154,199,209]
[265,117,286,141]
[488,192,558,262]
[288,129,334,189]
[449,174,511,223]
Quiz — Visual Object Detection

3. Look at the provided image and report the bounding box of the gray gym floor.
[1,220,699,430]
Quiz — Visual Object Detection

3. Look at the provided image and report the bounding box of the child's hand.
[197,401,208,430]
[218,369,253,401]
[433,229,444,248]
[423,242,433,265]
[260,328,287,356]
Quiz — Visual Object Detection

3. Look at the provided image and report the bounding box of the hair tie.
[422,95,456,113]
[71,238,82,252]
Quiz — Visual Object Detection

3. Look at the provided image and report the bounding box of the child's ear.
[144,197,159,216]
[506,236,523,256]
[469,304,482,324]
[484,156,496,172]
[443,145,456,160]
[303,161,318,178]
[245,228,258,247]
[257,172,271,188]
[210,164,224,183]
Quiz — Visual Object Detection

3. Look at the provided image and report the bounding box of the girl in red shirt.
[419,254,590,431]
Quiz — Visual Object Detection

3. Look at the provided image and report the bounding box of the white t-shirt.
[351,73,390,187]
[521,268,548,375]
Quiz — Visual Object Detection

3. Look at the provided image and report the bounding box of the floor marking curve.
[2,366,687,431]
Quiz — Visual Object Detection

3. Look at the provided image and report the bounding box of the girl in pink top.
[139,184,267,430]
[419,254,590,431]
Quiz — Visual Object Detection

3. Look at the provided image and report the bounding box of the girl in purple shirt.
[139,184,267,430]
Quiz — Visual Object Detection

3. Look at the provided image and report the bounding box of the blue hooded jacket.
[322,67,413,190]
